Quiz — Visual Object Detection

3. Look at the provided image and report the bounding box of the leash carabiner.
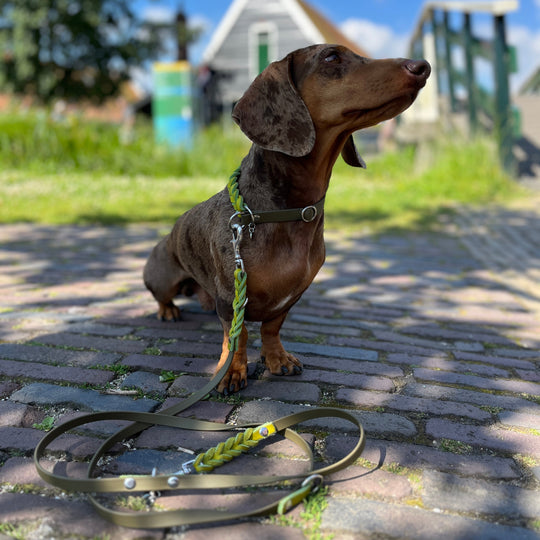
[230,222,245,272]
[277,474,324,514]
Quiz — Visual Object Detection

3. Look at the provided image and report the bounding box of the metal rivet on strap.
[123,477,136,490]
[259,427,269,437]
[168,476,180,488]
[301,205,317,222]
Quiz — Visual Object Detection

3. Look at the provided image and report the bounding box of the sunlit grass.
[0,108,521,231]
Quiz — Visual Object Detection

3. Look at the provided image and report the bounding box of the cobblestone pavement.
[0,202,539,539]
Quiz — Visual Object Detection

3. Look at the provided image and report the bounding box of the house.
[198,0,368,122]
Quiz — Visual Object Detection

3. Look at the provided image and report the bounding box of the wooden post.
[493,14,515,174]
[431,10,445,96]
[442,11,457,113]
[463,13,478,135]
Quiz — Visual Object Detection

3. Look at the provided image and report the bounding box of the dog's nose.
[404,59,431,79]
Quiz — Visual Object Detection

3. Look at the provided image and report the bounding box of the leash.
[33,168,366,529]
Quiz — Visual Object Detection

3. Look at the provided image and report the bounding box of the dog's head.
[232,44,430,167]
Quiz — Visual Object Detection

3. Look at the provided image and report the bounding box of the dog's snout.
[404,59,431,80]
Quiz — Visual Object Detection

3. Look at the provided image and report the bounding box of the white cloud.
[141,5,175,24]
[507,24,540,91]
[340,18,409,59]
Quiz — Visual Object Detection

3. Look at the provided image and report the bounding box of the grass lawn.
[0,110,521,231]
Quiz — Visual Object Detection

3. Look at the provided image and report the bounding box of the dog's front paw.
[157,301,181,322]
[262,350,303,376]
[217,365,248,395]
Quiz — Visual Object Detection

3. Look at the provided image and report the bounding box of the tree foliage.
[0,0,165,103]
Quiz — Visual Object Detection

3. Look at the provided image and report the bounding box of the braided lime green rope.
[227,167,248,353]
[193,428,261,472]
[229,268,247,351]
[228,167,245,213]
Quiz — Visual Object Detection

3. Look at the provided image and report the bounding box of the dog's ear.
[341,134,366,168]
[232,54,316,157]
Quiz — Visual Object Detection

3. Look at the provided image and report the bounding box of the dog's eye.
[324,52,340,63]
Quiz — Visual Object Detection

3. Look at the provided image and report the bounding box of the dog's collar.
[237,197,325,226]
[228,167,324,227]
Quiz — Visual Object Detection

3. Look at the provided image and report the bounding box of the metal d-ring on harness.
[32,167,366,530]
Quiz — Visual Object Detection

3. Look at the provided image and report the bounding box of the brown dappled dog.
[144,44,430,394]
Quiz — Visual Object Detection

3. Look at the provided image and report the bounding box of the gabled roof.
[202,0,368,63]
[296,0,369,57]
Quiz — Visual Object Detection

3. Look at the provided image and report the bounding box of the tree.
[0,0,165,103]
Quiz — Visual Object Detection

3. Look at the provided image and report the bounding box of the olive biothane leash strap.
[34,399,365,528]
[34,169,366,528]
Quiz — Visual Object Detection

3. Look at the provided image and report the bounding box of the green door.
[258,32,270,73]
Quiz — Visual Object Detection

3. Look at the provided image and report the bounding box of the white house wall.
[205,0,323,108]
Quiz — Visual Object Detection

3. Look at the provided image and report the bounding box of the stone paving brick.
[0,402,31,427]
[168,374,212,397]
[288,312,376,331]
[0,426,99,458]
[174,522,305,540]
[60,321,136,336]
[239,379,321,402]
[393,321,513,345]
[426,418,540,457]
[301,355,404,377]
[0,426,53,453]
[281,339,379,361]
[451,351,538,371]
[159,340,226,357]
[327,464,413,498]
[123,353,217,374]
[516,368,540,382]
[0,456,89,487]
[388,353,511,378]
[325,436,519,479]
[0,492,162,539]
[413,367,540,395]
[32,332,149,354]
[11,382,159,412]
[329,335,448,357]
[0,381,19,398]
[0,358,114,385]
[107,448,195,475]
[498,411,540,430]
[0,343,120,367]
[403,382,540,414]
[158,398,233,423]
[286,368,395,391]
[121,370,169,397]
[55,411,133,437]
[423,470,540,519]
[321,497,540,539]
[135,324,219,340]
[335,388,492,421]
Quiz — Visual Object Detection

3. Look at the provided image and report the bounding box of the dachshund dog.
[144,44,430,394]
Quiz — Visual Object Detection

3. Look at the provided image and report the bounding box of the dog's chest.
[243,232,325,319]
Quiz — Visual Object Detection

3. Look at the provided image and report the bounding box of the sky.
[135,0,540,92]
